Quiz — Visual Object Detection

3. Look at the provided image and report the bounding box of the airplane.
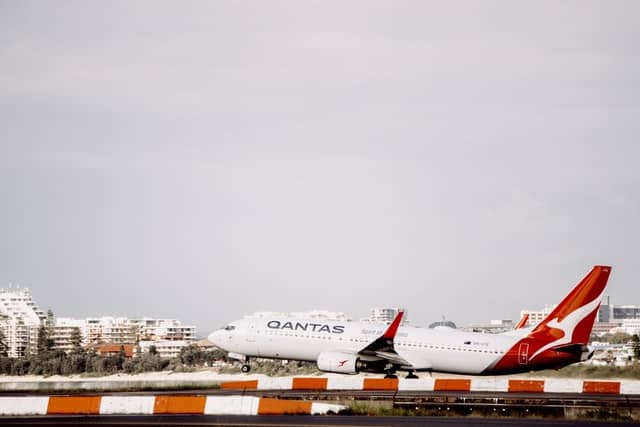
[208,265,611,378]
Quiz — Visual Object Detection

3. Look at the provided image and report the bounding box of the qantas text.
[266,320,345,334]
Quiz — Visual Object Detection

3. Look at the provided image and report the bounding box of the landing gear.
[384,368,398,379]
[241,356,251,373]
[406,371,419,379]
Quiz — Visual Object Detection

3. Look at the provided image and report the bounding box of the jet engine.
[316,351,361,374]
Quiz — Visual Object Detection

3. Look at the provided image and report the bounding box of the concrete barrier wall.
[544,379,583,393]
[153,395,207,414]
[583,380,621,394]
[100,396,155,415]
[1,376,638,417]
[0,395,344,416]
[0,397,49,416]
[0,379,221,393]
[204,396,260,415]
[258,377,293,390]
[47,396,102,414]
[470,377,508,392]
[219,376,640,394]
[621,381,640,395]
[293,377,327,390]
[326,376,366,390]
[3,374,638,395]
[508,379,545,393]
[434,378,471,391]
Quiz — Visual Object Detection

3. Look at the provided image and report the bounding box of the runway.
[1,415,638,427]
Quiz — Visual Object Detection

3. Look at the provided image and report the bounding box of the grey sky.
[2,1,639,335]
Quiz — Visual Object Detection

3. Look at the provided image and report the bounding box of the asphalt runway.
[0,415,637,427]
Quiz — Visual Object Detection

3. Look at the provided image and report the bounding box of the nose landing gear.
[241,356,251,373]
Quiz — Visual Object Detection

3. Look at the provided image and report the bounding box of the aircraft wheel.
[406,372,419,379]
[241,364,251,373]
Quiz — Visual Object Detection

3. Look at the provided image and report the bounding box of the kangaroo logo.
[529,293,603,360]
[338,359,348,367]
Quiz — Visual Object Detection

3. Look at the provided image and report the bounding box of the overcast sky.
[1,1,639,335]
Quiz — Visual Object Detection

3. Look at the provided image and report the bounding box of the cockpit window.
[224,325,236,331]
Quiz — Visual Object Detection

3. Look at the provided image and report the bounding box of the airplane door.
[518,343,529,365]
[246,322,260,356]
[246,323,257,342]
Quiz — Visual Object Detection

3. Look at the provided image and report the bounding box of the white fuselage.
[209,267,610,376]
[209,317,526,374]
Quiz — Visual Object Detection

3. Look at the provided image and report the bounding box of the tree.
[11,359,30,376]
[0,356,13,374]
[69,328,83,354]
[179,344,204,366]
[205,348,226,366]
[116,345,126,370]
[46,309,55,328]
[132,350,165,373]
[36,325,54,356]
[85,348,98,373]
[35,309,56,357]
[67,352,86,374]
[600,332,632,344]
[631,334,640,360]
[0,328,8,357]
[611,332,633,344]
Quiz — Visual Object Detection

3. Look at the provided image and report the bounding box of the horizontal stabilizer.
[552,343,588,355]
[514,313,529,330]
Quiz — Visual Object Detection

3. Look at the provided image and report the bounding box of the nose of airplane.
[208,329,225,347]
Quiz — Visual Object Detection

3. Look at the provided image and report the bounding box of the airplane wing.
[357,311,412,367]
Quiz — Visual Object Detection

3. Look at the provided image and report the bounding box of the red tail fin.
[514,313,529,330]
[530,265,611,346]
[487,266,611,374]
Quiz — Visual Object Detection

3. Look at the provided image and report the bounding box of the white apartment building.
[53,317,196,349]
[138,340,191,359]
[83,317,138,344]
[609,319,640,336]
[519,305,556,327]
[51,318,85,353]
[248,311,351,321]
[367,308,408,325]
[0,288,197,356]
[129,318,196,342]
[0,288,47,357]
[464,319,515,334]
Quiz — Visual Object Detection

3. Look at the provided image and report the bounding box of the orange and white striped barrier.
[220,376,640,395]
[0,395,344,416]
[2,377,637,416]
